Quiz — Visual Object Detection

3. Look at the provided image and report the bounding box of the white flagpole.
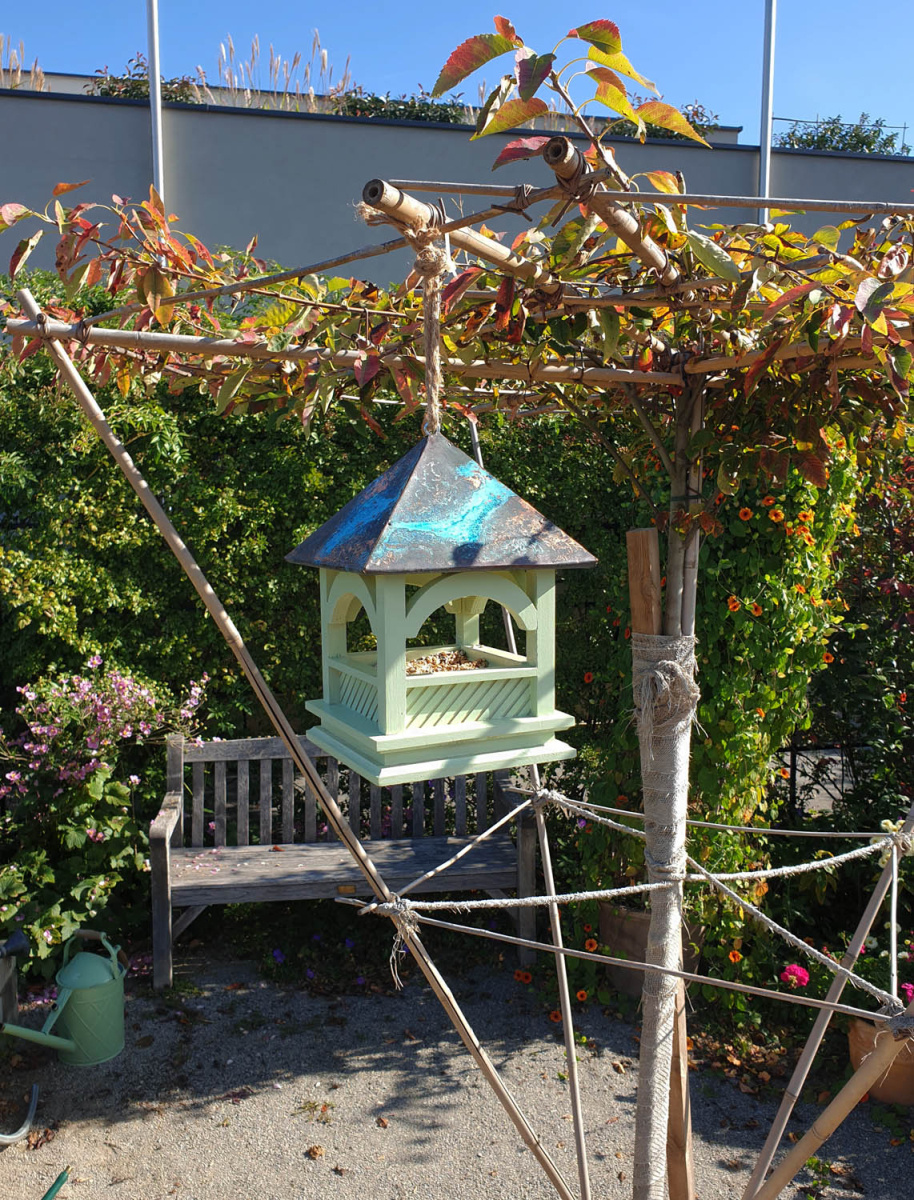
[758,0,777,224]
[147,0,165,202]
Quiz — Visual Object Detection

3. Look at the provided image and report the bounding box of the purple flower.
[312,933,321,942]
[129,775,140,785]
[355,976,365,986]
[306,968,315,980]
[272,949,285,964]
[344,938,354,950]
[576,818,587,829]
[88,654,102,668]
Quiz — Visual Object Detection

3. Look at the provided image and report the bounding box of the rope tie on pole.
[385,896,419,989]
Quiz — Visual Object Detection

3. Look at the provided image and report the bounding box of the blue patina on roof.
[286,433,597,574]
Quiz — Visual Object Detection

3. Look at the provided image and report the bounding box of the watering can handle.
[62,930,129,972]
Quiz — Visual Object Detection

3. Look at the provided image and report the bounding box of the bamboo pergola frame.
[8,149,914,1200]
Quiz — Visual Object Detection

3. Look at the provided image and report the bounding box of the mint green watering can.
[0,930,127,1066]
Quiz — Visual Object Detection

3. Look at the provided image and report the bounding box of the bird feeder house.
[287,433,596,786]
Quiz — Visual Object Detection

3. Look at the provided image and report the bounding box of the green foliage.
[334,87,466,124]
[776,113,910,157]
[85,52,200,105]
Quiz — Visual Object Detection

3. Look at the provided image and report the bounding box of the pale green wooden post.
[528,570,557,717]
[320,568,346,706]
[374,575,407,733]
[453,596,481,647]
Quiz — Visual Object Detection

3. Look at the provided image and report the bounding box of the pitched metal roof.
[286,433,597,574]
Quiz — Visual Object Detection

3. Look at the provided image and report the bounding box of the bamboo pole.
[542,138,680,287]
[627,528,696,1200]
[361,179,561,291]
[17,288,578,1200]
[742,799,914,1199]
[751,999,914,1200]
[7,317,676,386]
[388,179,914,217]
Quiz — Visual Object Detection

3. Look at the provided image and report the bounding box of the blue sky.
[5,3,913,147]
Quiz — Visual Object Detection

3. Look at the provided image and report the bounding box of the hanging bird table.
[287,432,596,785]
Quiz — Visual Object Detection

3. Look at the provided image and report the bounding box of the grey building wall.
[2,88,912,285]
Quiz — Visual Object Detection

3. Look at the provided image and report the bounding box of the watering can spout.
[0,1020,76,1054]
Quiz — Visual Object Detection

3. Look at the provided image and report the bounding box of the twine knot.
[385,896,419,989]
[631,633,700,754]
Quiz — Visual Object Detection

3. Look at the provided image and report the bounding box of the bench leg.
[150,847,173,990]
[0,957,18,1025]
[516,811,537,967]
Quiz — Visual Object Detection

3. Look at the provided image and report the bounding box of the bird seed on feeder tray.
[405,649,489,676]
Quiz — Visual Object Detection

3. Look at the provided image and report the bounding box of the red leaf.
[492,135,551,170]
[361,405,386,437]
[861,324,874,355]
[17,337,43,363]
[52,179,90,197]
[515,49,554,101]
[442,266,483,313]
[0,202,31,233]
[494,276,515,331]
[433,33,515,97]
[10,230,43,279]
[471,97,548,140]
[568,20,621,54]
[353,354,381,388]
[743,336,787,397]
[493,16,522,44]
[84,256,104,290]
[798,452,827,488]
[762,281,818,322]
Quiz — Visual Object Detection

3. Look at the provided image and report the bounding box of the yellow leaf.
[116,365,131,398]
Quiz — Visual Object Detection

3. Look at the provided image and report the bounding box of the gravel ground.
[1,947,910,1200]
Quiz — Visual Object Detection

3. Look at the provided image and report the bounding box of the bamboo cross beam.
[389,179,914,217]
[361,179,561,291]
[7,317,675,386]
[542,138,680,287]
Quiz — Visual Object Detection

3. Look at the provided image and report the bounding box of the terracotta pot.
[847,1018,914,1105]
[598,903,705,997]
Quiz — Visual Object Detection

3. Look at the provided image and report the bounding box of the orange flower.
[606,605,612,613]
[823,651,835,664]
[727,596,741,612]
[797,510,813,524]
[795,584,807,594]
[613,617,620,627]
[624,627,631,639]
[779,767,790,779]
[756,708,765,718]
[520,970,533,984]
[576,989,588,1003]
[514,969,525,982]
[769,508,785,522]
[739,507,753,521]
[784,523,795,536]
[800,531,815,546]
[617,795,628,804]
[660,576,667,587]
[584,671,594,684]
[751,602,763,617]
[900,692,907,706]
[761,496,776,507]
[584,938,598,952]
[729,950,743,964]
[583,924,592,933]
[549,1010,562,1023]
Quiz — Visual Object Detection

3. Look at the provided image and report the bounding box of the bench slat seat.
[151,734,537,988]
[169,835,517,907]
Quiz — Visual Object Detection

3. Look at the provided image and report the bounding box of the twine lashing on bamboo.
[387,896,420,989]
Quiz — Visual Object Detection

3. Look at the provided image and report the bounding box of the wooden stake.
[18,288,577,1200]
[751,999,914,1200]
[626,528,696,1200]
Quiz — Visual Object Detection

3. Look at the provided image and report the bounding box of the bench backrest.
[166,734,508,849]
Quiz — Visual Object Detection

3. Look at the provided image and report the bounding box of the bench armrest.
[150,790,182,845]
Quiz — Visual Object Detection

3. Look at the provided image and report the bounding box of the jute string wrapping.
[630,632,699,1200]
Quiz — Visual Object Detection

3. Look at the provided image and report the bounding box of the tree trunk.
[632,387,702,1200]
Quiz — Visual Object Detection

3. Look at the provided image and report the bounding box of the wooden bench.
[150,733,536,988]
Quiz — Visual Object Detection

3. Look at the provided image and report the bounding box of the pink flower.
[780,964,810,988]
[902,982,914,1003]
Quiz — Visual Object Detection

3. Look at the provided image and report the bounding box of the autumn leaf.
[640,171,682,195]
[637,101,710,147]
[762,281,819,322]
[52,179,90,197]
[568,20,621,54]
[685,230,741,284]
[493,16,522,44]
[492,135,550,170]
[587,46,656,93]
[433,33,516,96]
[471,97,548,139]
[588,68,642,129]
[442,266,484,312]
[515,49,555,101]
[0,202,34,233]
[10,230,43,279]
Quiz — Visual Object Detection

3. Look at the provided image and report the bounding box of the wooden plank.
[172,905,208,941]
[170,834,517,906]
[626,528,663,635]
[370,782,382,840]
[237,760,250,846]
[476,772,488,831]
[0,957,18,1025]
[433,778,446,837]
[260,759,272,845]
[412,781,425,838]
[349,772,362,836]
[192,762,204,846]
[326,758,339,840]
[214,761,227,847]
[282,758,294,844]
[390,784,403,838]
[304,772,317,844]
[166,735,184,848]
[184,734,323,762]
[454,775,467,837]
